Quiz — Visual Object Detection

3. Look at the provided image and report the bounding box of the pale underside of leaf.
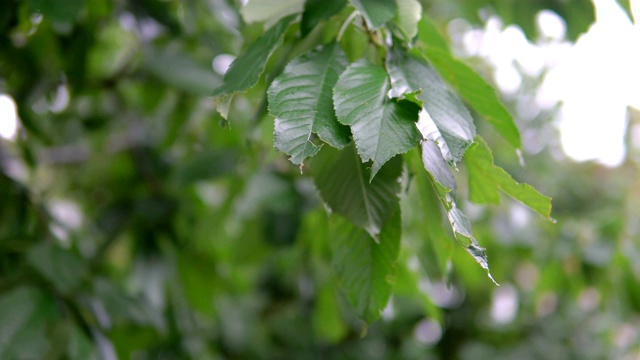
[393,0,422,43]
[420,140,498,284]
[420,45,522,149]
[331,210,401,322]
[240,0,303,25]
[333,59,420,179]
[212,14,297,98]
[349,0,397,29]
[311,143,402,240]
[268,42,350,165]
[386,48,475,165]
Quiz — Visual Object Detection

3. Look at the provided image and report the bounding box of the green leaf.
[436,189,498,285]
[93,279,164,329]
[465,137,553,219]
[418,44,521,149]
[331,210,401,322]
[416,16,450,53]
[311,143,402,240]
[268,42,350,165]
[28,0,84,23]
[386,48,475,164]
[143,46,221,95]
[301,0,347,36]
[212,14,297,97]
[333,59,420,178]
[0,287,57,359]
[616,0,635,23]
[407,148,453,281]
[312,281,348,342]
[393,0,422,43]
[240,0,303,25]
[27,243,87,294]
[349,0,397,29]
[417,141,497,284]
[338,22,370,62]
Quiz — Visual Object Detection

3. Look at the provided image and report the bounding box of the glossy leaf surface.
[333,59,420,178]
[212,14,297,97]
[312,143,402,239]
[268,42,350,165]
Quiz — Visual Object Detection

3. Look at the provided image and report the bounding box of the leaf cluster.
[213,0,552,322]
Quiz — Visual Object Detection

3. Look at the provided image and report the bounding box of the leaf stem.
[337,10,359,42]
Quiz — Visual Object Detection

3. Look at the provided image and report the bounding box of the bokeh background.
[1,0,639,358]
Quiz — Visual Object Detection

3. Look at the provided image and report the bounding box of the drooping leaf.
[420,140,455,191]
[386,48,475,164]
[301,0,347,36]
[268,42,350,165]
[407,148,453,281]
[465,137,553,219]
[435,190,498,285]
[27,243,87,294]
[333,59,420,178]
[212,14,297,98]
[416,16,450,53]
[615,0,635,23]
[240,0,303,25]
[331,210,401,322]
[311,143,402,240]
[418,141,497,284]
[0,287,57,360]
[349,0,397,29]
[393,0,422,43]
[415,25,521,148]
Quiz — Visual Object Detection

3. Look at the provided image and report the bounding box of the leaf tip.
[487,272,500,286]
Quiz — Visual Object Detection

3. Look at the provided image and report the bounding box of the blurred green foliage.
[1,0,639,359]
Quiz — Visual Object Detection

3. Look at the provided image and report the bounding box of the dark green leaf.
[465,137,553,219]
[27,243,87,294]
[333,59,420,178]
[417,42,521,149]
[212,14,297,97]
[349,0,397,29]
[176,149,239,185]
[0,287,57,359]
[301,0,347,36]
[93,279,165,329]
[311,143,402,239]
[331,210,401,322]
[28,0,84,23]
[268,42,350,165]
[386,48,475,164]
